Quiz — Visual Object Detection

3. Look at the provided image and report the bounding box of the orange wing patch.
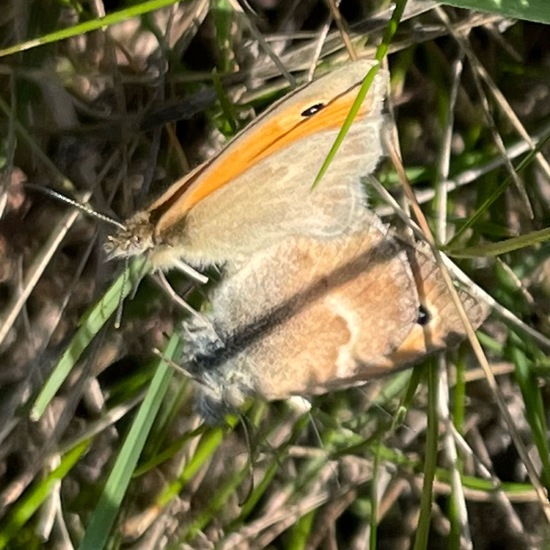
[153,83,374,234]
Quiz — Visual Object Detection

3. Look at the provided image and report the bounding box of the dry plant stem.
[430,499,452,538]
[308,490,357,548]
[450,421,506,491]
[434,6,533,218]
[437,357,473,550]
[41,458,77,546]
[121,506,169,541]
[464,426,526,535]
[369,175,550,350]
[379,11,505,63]
[379,476,410,520]
[57,393,145,455]
[227,0,296,87]
[1,361,90,507]
[0,204,86,347]
[0,229,96,450]
[0,135,129,344]
[387,141,550,522]
[1,78,17,220]
[53,494,72,548]
[306,10,335,81]
[450,11,550,183]
[325,0,357,60]
[495,257,540,313]
[121,416,204,540]
[377,119,550,217]
[242,0,444,82]
[461,362,515,383]
[434,54,472,549]
[435,55,463,240]
[220,467,370,549]
[35,455,61,541]
[137,508,178,550]
[474,53,550,182]
[432,479,539,503]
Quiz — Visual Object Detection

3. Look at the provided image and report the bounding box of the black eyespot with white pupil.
[301,103,325,117]
[416,305,431,326]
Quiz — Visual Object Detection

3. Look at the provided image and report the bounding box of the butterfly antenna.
[26,183,126,231]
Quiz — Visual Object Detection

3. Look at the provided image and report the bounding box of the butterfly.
[105,59,487,422]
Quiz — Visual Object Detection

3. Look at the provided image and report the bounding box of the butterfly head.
[104,212,156,260]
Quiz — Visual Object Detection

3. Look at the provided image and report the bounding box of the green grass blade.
[311,0,408,189]
[0,0,182,59]
[446,226,550,258]
[509,339,550,490]
[31,257,148,421]
[413,361,438,550]
[438,0,550,24]
[78,334,179,550]
[0,441,89,550]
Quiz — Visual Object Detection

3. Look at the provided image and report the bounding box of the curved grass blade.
[78,334,180,550]
[446,227,550,258]
[0,441,89,550]
[31,257,149,421]
[439,0,550,24]
[311,0,407,189]
[0,0,182,59]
